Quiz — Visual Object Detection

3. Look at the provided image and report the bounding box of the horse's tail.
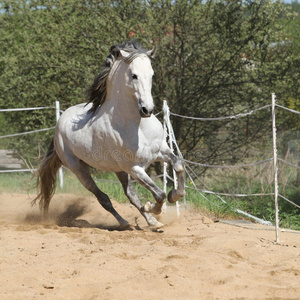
[32,139,62,217]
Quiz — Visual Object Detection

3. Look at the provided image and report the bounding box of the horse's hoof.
[167,189,177,203]
[167,189,185,203]
[119,220,131,230]
[149,220,164,229]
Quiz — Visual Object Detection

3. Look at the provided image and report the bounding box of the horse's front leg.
[161,149,186,204]
[116,171,164,228]
[130,166,166,215]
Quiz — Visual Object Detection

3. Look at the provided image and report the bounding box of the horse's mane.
[85,40,151,115]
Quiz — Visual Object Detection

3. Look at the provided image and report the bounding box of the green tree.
[145,0,298,167]
[0,0,142,157]
[0,0,298,169]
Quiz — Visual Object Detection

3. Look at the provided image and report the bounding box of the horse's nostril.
[142,107,149,115]
[140,105,153,117]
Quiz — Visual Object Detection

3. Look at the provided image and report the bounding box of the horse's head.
[120,48,156,118]
[85,40,156,118]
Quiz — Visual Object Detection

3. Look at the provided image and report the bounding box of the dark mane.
[85,40,151,115]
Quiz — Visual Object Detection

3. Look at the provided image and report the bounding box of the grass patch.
[0,172,36,193]
[0,170,253,221]
[0,169,299,230]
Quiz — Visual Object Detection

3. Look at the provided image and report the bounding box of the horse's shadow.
[55,203,136,231]
[25,202,137,232]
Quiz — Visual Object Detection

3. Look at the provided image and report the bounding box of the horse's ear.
[103,54,115,68]
[120,49,130,58]
[147,46,157,59]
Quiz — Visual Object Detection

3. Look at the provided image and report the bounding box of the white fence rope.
[275,104,300,115]
[0,168,37,173]
[184,157,273,169]
[0,127,55,139]
[278,158,300,170]
[166,172,273,197]
[183,162,273,225]
[186,186,275,198]
[0,106,55,112]
[0,105,57,176]
[278,194,300,209]
[0,105,56,139]
[170,104,271,121]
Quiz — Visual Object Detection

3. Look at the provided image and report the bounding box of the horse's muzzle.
[135,92,154,118]
[139,106,153,118]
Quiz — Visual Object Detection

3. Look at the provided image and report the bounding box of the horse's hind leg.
[69,160,129,228]
[116,172,163,228]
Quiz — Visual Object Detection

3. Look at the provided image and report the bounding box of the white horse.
[34,40,185,228]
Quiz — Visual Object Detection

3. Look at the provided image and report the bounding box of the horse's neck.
[104,60,141,126]
[103,93,141,128]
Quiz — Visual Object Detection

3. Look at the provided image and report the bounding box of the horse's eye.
[132,74,138,80]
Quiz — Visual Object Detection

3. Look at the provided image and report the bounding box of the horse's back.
[54,103,97,165]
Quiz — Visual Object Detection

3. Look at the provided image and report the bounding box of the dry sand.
[0,193,300,300]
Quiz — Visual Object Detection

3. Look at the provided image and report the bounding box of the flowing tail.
[32,139,62,217]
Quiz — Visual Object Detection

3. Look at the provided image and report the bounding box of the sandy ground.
[0,193,300,300]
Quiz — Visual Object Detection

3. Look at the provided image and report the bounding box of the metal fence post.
[55,101,63,189]
[272,93,279,242]
[163,100,180,216]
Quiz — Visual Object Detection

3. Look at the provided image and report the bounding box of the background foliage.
[0,0,299,161]
[0,0,299,227]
